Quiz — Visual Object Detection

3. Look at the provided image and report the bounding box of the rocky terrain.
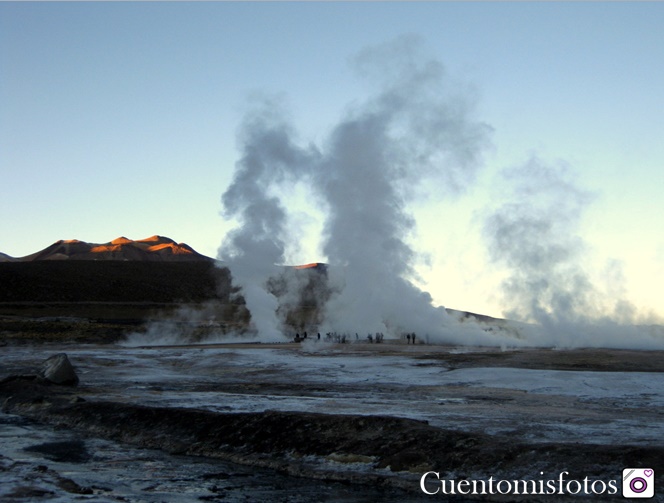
[1,236,662,501]
[1,345,663,501]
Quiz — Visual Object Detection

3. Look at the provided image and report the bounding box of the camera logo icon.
[623,468,654,498]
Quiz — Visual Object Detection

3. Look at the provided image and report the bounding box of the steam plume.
[218,37,663,348]
[218,37,494,342]
[484,157,596,325]
[317,37,492,336]
[218,99,318,339]
[484,157,664,348]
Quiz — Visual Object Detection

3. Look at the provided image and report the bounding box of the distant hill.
[0,261,230,304]
[0,236,211,262]
[0,252,17,262]
[0,236,497,331]
[0,236,325,331]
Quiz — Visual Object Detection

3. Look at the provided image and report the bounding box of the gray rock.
[40,354,79,386]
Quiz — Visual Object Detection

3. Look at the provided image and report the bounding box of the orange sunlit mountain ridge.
[1,237,329,270]
[1,236,212,262]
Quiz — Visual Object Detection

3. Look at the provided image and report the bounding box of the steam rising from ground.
[484,158,597,325]
[211,36,664,349]
[316,37,493,337]
[218,37,498,344]
[218,101,316,340]
[484,157,664,349]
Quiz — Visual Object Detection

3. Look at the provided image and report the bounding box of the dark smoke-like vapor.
[484,157,664,348]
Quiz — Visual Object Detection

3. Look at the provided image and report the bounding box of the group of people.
[404,332,417,344]
[291,330,418,344]
[366,332,385,343]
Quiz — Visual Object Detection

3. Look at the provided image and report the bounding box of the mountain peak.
[136,235,175,244]
[110,236,132,245]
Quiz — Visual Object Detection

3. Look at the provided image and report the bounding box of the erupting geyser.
[217,36,664,350]
[218,36,493,343]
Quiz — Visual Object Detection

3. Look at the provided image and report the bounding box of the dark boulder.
[40,353,79,386]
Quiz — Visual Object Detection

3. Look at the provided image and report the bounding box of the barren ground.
[2,337,663,502]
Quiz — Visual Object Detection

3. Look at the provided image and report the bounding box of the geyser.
[218,36,496,343]
[483,157,664,349]
[217,36,664,349]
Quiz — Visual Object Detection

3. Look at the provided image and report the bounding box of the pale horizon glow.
[1,2,662,322]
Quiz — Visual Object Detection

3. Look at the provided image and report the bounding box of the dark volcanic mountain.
[0,236,226,310]
[0,236,326,335]
[1,236,210,262]
[0,236,492,336]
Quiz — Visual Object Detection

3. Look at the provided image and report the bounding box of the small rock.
[40,354,79,386]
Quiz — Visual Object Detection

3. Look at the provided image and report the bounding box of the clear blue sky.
[2,2,662,320]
